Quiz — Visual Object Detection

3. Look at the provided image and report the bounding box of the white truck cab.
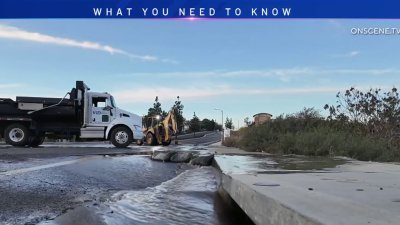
[80,89,144,147]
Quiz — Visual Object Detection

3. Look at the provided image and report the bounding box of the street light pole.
[214,108,224,144]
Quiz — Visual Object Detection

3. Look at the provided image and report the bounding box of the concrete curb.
[212,157,320,225]
[219,172,321,225]
[211,150,400,225]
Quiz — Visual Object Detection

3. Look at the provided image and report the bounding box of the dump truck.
[143,110,177,146]
[0,81,144,148]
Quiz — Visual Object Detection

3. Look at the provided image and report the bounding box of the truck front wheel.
[4,124,30,147]
[110,126,133,148]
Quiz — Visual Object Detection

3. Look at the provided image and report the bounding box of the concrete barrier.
[211,147,400,225]
[219,173,320,225]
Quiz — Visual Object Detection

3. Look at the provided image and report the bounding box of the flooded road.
[33,160,251,225]
[0,155,180,225]
[0,140,253,225]
[0,132,347,225]
[102,168,218,225]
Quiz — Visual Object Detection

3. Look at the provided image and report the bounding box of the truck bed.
[0,98,26,116]
[0,97,77,120]
[16,96,74,106]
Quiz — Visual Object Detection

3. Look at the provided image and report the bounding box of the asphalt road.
[0,131,222,225]
[0,131,221,159]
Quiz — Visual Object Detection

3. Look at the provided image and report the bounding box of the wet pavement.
[39,167,252,225]
[215,154,347,175]
[0,132,240,225]
[0,133,366,225]
[0,155,180,225]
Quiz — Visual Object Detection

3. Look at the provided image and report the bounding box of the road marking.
[0,158,92,176]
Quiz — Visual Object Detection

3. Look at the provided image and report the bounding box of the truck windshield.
[110,96,116,107]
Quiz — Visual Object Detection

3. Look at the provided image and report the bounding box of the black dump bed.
[16,96,74,107]
[0,98,26,116]
[0,95,77,121]
[0,81,85,124]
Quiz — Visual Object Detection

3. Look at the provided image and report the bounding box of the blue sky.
[1,19,400,128]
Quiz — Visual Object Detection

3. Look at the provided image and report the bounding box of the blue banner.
[0,0,399,19]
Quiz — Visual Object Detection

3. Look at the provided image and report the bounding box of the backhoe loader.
[143,110,177,146]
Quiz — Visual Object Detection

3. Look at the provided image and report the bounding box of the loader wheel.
[28,135,45,147]
[111,126,133,148]
[136,140,144,146]
[162,139,171,146]
[146,133,156,146]
[5,123,30,147]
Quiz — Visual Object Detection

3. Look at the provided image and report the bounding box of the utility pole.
[174,96,180,145]
[214,108,224,144]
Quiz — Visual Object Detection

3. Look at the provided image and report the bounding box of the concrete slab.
[215,151,400,225]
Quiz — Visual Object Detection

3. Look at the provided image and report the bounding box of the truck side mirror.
[103,105,113,111]
[103,106,113,116]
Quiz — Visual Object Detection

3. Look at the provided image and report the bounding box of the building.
[253,113,273,125]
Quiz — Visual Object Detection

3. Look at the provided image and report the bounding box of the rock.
[170,152,193,163]
[152,151,176,162]
[190,154,214,166]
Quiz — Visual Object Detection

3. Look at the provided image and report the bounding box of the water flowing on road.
[101,167,220,225]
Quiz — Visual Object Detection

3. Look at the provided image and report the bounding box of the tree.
[173,96,185,134]
[293,107,322,120]
[225,117,234,130]
[147,96,166,117]
[244,117,252,126]
[144,96,167,127]
[201,118,217,131]
[324,87,400,142]
[189,112,200,134]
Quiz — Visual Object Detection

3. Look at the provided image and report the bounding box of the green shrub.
[226,116,400,162]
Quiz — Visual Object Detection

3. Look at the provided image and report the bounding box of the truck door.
[90,96,112,125]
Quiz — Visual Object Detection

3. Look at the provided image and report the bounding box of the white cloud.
[116,67,399,83]
[0,83,25,89]
[113,86,340,103]
[333,51,360,58]
[0,24,175,62]
[115,68,314,83]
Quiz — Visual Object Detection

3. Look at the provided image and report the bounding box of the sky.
[1,19,400,128]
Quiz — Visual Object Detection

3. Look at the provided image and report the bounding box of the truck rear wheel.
[4,123,30,147]
[110,126,132,148]
[28,135,45,147]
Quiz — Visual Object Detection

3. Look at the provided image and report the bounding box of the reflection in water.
[101,167,251,225]
[215,155,347,175]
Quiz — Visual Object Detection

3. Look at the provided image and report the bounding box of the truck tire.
[146,132,156,146]
[110,126,133,148]
[28,135,45,147]
[4,123,30,147]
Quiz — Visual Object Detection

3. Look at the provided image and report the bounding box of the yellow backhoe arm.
[162,110,177,142]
